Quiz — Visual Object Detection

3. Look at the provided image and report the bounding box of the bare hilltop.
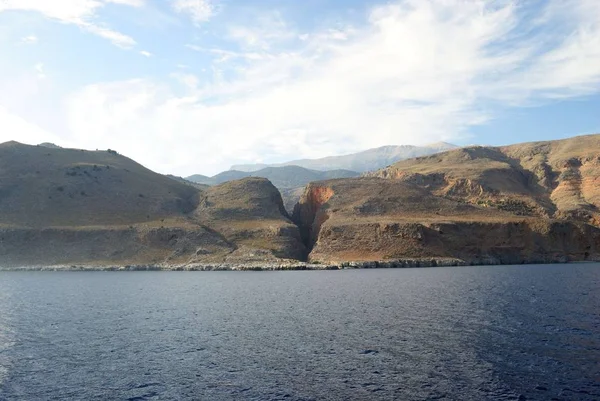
[0,142,305,268]
[1,134,599,269]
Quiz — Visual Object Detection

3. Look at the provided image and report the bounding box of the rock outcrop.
[369,134,600,225]
[293,134,600,265]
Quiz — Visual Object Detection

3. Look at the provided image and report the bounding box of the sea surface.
[0,264,599,401]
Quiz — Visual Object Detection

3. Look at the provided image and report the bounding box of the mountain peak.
[230,143,459,173]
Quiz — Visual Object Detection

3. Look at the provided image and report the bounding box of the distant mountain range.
[230,142,458,173]
[187,142,458,211]
[187,166,359,187]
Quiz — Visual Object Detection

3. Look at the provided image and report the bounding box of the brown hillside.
[0,142,199,227]
[370,134,600,225]
[0,143,304,267]
[293,178,600,264]
[194,178,306,262]
[294,135,600,264]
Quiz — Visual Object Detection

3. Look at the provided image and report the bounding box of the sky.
[0,0,599,176]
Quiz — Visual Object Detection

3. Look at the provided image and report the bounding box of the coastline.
[1,256,597,271]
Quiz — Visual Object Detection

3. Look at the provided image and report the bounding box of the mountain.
[0,142,304,267]
[185,173,212,184]
[292,134,600,265]
[187,166,359,187]
[370,134,600,224]
[0,142,198,227]
[231,142,458,173]
[2,134,600,269]
[186,165,360,212]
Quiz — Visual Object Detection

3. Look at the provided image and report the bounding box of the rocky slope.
[293,134,600,265]
[232,142,457,172]
[2,134,600,269]
[369,134,600,225]
[0,142,305,268]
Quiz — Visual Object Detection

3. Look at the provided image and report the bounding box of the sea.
[0,264,598,400]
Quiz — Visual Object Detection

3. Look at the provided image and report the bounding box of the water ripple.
[0,265,598,400]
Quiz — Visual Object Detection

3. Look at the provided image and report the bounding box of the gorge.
[1,134,599,270]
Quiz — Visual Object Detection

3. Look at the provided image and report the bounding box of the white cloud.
[20,34,38,44]
[45,0,600,175]
[105,0,145,6]
[227,11,294,51]
[139,50,152,57]
[171,0,214,24]
[0,0,139,48]
[83,22,136,48]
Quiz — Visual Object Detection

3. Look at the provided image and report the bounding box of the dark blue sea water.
[0,264,599,401]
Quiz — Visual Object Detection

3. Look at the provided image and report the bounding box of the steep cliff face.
[292,184,334,249]
[308,219,600,264]
[294,146,600,265]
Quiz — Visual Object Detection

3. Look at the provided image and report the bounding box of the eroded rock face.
[0,226,235,267]
[369,134,600,225]
[293,142,600,265]
[292,184,334,249]
[308,220,600,264]
[195,177,307,262]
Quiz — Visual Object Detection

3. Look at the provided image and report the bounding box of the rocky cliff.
[369,134,600,225]
[2,134,600,269]
[293,134,600,265]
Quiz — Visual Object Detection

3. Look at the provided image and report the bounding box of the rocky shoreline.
[2,256,596,271]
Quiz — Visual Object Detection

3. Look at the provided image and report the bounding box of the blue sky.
[0,0,599,175]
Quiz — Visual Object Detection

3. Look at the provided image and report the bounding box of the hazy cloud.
[171,0,215,24]
[0,0,139,48]
[20,34,38,44]
[1,0,599,176]
[59,0,600,175]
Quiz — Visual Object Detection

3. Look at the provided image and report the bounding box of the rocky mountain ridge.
[1,134,599,269]
[230,142,457,173]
